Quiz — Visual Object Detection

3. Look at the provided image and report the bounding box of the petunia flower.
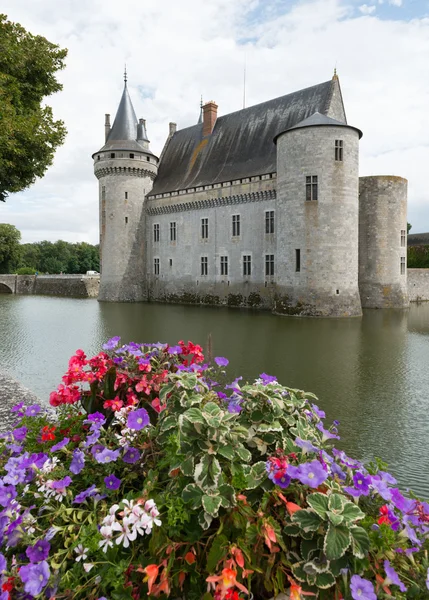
[86,412,106,426]
[127,408,150,431]
[13,426,28,442]
[350,575,376,600]
[19,560,50,596]
[0,553,6,572]
[70,449,85,474]
[95,448,120,464]
[51,437,69,452]
[353,472,371,495]
[292,460,328,488]
[102,336,121,350]
[294,437,319,455]
[73,485,98,504]
[122,448,141,464]
[26,540,50,563]
[311,403,326,419]
[25,405,41,417]
[0,485,17,507]
[383,560,407,592]
[104,474,121,490]
[316,422,340,442]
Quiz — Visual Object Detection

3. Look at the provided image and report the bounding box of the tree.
[0,15,67,201]
[407,222,412,234]
[0,223,21,273]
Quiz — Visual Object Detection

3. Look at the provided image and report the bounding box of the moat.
[1,294,429,497]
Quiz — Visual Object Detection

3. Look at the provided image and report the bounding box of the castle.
[93,73,409,317]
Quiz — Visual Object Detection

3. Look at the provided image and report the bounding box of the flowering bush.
[0,338,428,599]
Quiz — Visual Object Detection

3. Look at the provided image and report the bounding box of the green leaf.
[283,524,302,537]
[350,526,370,559]
[306,493,329,518]
[315,571,336,589]
[180,454,194,477]
[292,509,323,532]
[103,366,117,399]
[291,562,307,583]
[235,445,252,462]
[159,383,175,401]
[194,454,221,491]
[202,494,222,517]
[326,511,344,526]
[203,402,221,416]
[218,484,236,508]
[342,502,365,523]
[182,483,203,509]
[206,534,228,572]
[183,407,205,424]
[159,415,177,433]
[328,493,346,513]
[300,539,319,561]
[244,461,267,489]
[257,421,283,433]
[250,410,265,422]
[323,524,351,560]
[329,555,350,577]
[217,445,235,460]
[198,510,213,530]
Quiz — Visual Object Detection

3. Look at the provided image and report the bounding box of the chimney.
[169,122,177,135]
[105,114,111,142]
[137,118,147,141]
[203,101,218,137]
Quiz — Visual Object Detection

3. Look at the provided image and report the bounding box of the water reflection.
[0,296,428,496]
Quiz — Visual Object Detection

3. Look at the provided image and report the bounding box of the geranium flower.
[26,540,50,563]
[122,448,141,464]
[74,544,89,562]
[350,575,376,600]
[127,408,150,430]
[41,426,56,442]
[112,517,137,548]
[103,398,124,411]
[383,560,407,592]
[104,475,121,490]
[19,560,50,596]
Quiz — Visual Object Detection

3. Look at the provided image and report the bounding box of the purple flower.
[11,401,25,413]
[91,444,104,457]
[26,540,50,563]
[379,471,397,485]
[104,474,121,490]
[25,405,41,417]
[343,486,362,498]
[311,403,326,419]
[272,473,291,489]
[292,460,328,488]
[350,575,376,600]
[3,469,26,485]
[13,426,27,441]
[86,412,106,426]
[122,447,141,464]
[214,357,229,367]
[102,336,121,350]
[294,437,319,454]
[426,567,429,590]
[225,376,242,391]
[127,408,150,431]
[0,485,17,507]
[390,488,415,514]
[227,396,243,414]
[52,476,72,490]
[384,560,407,592]
[168,345,182,354]
[70,449,85,474]
[73,485,98,504]
[217,392,227,400]
[316,422,340,442]
[6,443,23,454]
[0,553,6,572]
[259,373,277,385]
[330,462,346,481]
[51,437,69,452]
[371,476,392,501]
[95,448,120,464]
[353,472,371,495]
[84,428,101,447]
[20,560,50,595]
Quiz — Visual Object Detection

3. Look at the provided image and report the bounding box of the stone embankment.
[0,274,99,298]
[407,269,429,302]
[0,370,41,432]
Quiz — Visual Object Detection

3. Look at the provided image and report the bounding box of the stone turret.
[274,112,363,317]
[358,176,409,308]
[93,76,158,302]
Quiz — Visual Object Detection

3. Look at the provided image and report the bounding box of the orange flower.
[178,571,186,589]
[184,551,196,565]
[231,546,244,568]
[141,564,159,594]
[287,576,317,599]
[206,568,249,600]
[151,571,170,597]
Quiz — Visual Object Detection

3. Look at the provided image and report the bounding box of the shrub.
[16,267,37,275]
[0,339,428,599]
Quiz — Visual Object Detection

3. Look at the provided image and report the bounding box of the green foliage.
[0,14,67,201]
[16,266,36,274]
[0,222,21,272]
[408,245,429,268]
[19,239,99,273]
[408,222,412,233]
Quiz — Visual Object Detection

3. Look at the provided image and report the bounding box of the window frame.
[306,175,318,201]
[201,217,209,240]
[154,258,160,276]
[400,256,406,275]
[201,256,208,276]
[170,221,177,242]
[335,140,343,162]
[265,210,275,234]
[401,229,406,247]
[220,256,228,276]
[243,254,252,277]
[232,214,241,237]
[265,254,274,276]
[153,223,160,243]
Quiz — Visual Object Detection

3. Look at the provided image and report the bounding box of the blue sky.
[1,0,429,242]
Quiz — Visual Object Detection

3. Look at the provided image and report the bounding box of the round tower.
[274,112,362,317]
[93,76,158,302]
[358,176,409,308]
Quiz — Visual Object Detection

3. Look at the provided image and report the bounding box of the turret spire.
[198,95,203,124]
[124,64,128,85]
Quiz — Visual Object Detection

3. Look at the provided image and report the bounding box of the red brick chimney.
[202,101,218,137]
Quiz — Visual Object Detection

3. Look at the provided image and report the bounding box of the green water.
[1,295,428,497]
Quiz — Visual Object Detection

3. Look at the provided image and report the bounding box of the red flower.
[41,426,56,442]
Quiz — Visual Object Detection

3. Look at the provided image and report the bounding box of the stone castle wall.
[0,275,99,298]
[407,269,429,302]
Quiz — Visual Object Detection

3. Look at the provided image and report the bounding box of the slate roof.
[150,80,338,196]
[407,233,429,246]
[274,111,362,141]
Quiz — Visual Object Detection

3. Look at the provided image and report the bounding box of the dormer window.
[110,153,115,159]
[129,153,134,159]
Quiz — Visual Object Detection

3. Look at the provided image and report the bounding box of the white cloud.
[389,0,403,6]
[1,0,429,242]
[359,4,376,14]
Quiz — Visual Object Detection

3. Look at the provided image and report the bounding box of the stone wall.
[0,275,99,298]
[407,269,429,302]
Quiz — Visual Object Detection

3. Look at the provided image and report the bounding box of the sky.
[1,0,429,244]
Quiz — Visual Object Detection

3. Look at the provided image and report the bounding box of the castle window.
[306,176,318,201]
[232,214,240,237]
[154,223,160,243]
[265,210,274,234]
[125,217,128,224]
[147,156,150,162]
[220,256,228,276]
[169,259,173,267]
[154,258,160,275]
[110,153,115,159]
[170,222,176,242]
[201,218,209,239]
[125,192,128,199]
[129,153,134,159]
[295,249,301,272]
[243,255,251,276]
[97,155,101,161]
[401,229,406,247]
[265,254,274,276]
[335,140,343,161]
[400,256,406,275]
[201,256,208,276]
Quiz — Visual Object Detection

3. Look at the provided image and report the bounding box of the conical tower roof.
[274,111,362,143]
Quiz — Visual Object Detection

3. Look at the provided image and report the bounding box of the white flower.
[74,544,89,562]
[83,563,94,573]
[112,517,137,548]
[99,536,113,553]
